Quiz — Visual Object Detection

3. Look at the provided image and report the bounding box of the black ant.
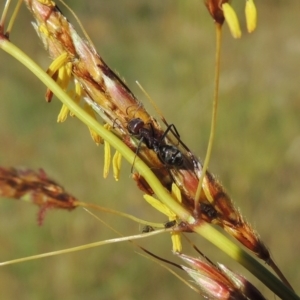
[127,118,183,167]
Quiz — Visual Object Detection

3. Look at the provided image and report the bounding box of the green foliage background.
[0,0,299,299]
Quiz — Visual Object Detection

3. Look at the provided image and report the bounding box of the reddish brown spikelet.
[204,0,228,24]
[0,167,77,218]
[24,0,180,188]
[23,0,152,131]
[201,172,271,261]
[176,252,251,300]
[218,264,267,300]
[132,173,154,195]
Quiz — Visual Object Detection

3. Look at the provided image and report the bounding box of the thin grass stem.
[77,202,165,228]
[194,22,222,211]
[0,0,12,30]
[0,229,167,266]
[5,0,22,36]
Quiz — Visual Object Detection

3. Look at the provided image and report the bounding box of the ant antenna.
[136,81,169,127]
[125,102,144,119]
[136,81,191,153]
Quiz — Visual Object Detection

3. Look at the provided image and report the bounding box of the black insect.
[142,225,155,233]
[164,220,177,228]
[127,118,183,167]
[200,202,218,220]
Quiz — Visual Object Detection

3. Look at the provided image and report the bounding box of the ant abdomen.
[158,145,183,167]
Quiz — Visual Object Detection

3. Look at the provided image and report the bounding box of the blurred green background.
[0,0,300,299]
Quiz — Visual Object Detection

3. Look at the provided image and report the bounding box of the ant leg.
[112,118,122,130]
[160,124,181,146]
[130,137,144,173]
[162,123,193,155]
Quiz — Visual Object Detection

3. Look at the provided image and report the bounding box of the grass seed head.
[176,252,249,299]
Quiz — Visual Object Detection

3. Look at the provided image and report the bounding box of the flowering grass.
[0,1,300,298]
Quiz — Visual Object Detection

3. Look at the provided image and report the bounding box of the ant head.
[127,118,145,135]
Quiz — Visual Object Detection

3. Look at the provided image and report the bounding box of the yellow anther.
[103,141,111,178]
[171,232,182,252]
[82,103,103,144]
[143,195,176,218]
[171,183,182,203]
[37,0,55,7]
[245,0,257,33]
[112,151,122,181]
[56,63,72,91]
[170,183,182,252]
[202,177,214,204]
[222,3,242,39]
[103,124,111,178]
[74,81,83,103]
[38,24,50,38]
[89,128,103,145]
[143,192,182,252]
[69,82,83,117]
[46,52,69,77]
[57,104,69,123]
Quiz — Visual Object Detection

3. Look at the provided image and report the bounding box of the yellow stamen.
[103,124,111,178]
[37,24,50,39]
[202,177,214,204]
[222,3,242,39]
[83,103,103,144]
[74,81,83,103]
[89,128,103,145]
[69,81,83,117]
[56,63,72,91]
[171,183,182,203]
[57,104,69,123]
[112,150,122,181]
[45,53,70,102]
[171,183,182,252]
[46,52,69,77]
[37,0,55,7]
[171,232,182,253]
[144,185,183,252]
[245,0,257,33]
[143,195,176,218]
[103,141,111,178]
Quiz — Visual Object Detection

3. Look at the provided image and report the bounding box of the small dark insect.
[142,225,155,233]
[200,202,218,220]
[164,220,177,228]
[127,118,183,167]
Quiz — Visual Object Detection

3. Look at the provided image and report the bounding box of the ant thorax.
[127,118,183,167]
